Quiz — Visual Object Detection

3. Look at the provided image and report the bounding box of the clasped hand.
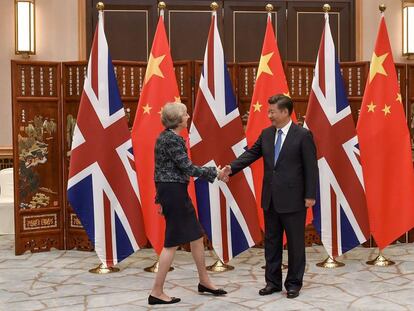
[216,165,232,183]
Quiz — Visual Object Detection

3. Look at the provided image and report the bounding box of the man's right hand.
[219,165,232,183]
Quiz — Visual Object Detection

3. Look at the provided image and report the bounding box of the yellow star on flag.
[142,103,152,114]
[367,102,376,112]
[382,104,391,116]
[283,92,291,98]
[253,101,262,112]
[256,52,274,80]
[369,52,388,83]
[144,53,166,84]
[396,93,402,103]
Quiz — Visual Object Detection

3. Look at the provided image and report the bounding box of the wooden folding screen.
[11,60,414,254]
[11,61,64,254]
[61,61,91,251]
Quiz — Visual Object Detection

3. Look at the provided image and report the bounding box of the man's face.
[268,104,289,128]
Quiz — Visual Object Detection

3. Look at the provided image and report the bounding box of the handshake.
[216,165,232,183]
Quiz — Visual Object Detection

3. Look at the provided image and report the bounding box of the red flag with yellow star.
[356,16,414,249]
[131,13,196,254]
[245,15,304,230]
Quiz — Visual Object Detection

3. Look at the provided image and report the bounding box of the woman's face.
[178,108,190,129]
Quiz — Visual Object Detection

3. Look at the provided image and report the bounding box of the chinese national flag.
[356,16,414,249]
[245,15,308,230]
[131,14,196,254]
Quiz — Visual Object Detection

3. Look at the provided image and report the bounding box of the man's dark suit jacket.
[230,123,318,213]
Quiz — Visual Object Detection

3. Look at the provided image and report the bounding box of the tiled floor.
[1,234,414,310]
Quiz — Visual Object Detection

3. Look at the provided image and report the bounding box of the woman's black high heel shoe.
[148,295,181,305]
[198,283,227,296]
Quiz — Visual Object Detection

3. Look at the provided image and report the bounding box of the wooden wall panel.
[287,1,355,62]
[85,1,355,63]
[164,0,224,61]
[223,1,287,62]
[86,0,157,61]
[11,61,64,255]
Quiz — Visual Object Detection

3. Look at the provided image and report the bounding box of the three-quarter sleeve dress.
[154,129,217,247]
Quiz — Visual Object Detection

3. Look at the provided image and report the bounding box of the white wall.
[0,0,79,147]
[0,0,16,148]
[361,0,413,64]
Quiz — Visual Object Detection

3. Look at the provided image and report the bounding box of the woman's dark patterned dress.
[154,129,217,247]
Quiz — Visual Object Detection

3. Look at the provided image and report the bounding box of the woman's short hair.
[161,102,187,129]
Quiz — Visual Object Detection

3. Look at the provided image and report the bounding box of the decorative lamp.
[403,0,414,57]
[15,0,35,57]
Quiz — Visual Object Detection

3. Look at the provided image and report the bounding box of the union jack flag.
[67,11,147,267]
[189,10,262,263]
[305,13,370,258]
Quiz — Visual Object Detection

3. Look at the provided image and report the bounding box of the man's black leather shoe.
[286,290,299,299]
[148,295,181,305]
[259,285,282,296]
[198,283,227,296]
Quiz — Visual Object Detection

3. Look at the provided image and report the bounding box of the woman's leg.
[150,246,178,300]
[190,237,218,289]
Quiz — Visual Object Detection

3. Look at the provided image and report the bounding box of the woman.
[148,102,227,305]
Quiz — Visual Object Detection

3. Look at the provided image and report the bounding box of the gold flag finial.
[158,1,166,10]
[379,4,386,13]
[323,4,331,13]
[96,2,104,11]
[211,2,219,11]
[265,4,274,12]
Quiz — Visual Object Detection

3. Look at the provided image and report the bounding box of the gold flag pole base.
[89,263,120,274]
[316,256,345,268]
[261,264,288,270]
[366,252,395,266]
[207,260,234,272]
[144,260,174,273]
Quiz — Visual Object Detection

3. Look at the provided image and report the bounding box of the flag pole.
[144,257,174,273]
[366,249,395,266]
[86,2,122,275]
[307,3,345,270]
[316,256,345,268]
[259,3,289,273]
[202,1,235,273]
[363,4,395,268]
[87,1,121,276]
[141,1,175,274]
[206,249,234,272]
[89,263,120,274]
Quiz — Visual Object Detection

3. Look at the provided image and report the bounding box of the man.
[223,94,318,299]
